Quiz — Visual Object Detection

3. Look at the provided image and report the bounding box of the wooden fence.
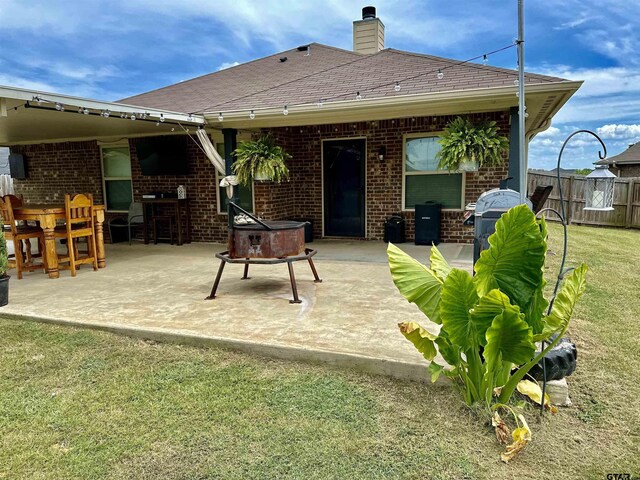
[528,171,640,229]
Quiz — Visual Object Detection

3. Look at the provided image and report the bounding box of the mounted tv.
[137,136,189,176]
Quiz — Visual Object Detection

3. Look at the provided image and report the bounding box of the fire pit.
[206,203,322,304]
[232,220,305,259]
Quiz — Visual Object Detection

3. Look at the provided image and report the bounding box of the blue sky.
[1,0,639,169]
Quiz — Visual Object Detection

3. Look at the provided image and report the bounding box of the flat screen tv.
[137,136,189,175]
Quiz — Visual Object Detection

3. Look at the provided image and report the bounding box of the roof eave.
[0,84,206,125]
[204,81,582,133]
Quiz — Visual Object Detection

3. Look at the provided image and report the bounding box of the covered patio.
[3,240,472,380]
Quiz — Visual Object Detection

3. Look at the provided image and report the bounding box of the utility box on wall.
[9,153,28,179]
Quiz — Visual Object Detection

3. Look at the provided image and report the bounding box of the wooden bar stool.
[54,193,98,276]
[152,215,174,245]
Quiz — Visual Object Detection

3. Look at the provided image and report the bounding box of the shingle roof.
[119,42,568,114]
[598,142,640,165]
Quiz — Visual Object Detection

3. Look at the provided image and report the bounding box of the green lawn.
[1,223,639,479]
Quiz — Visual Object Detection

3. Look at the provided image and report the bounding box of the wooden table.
[141,198,191,246]
[13,204,106,279]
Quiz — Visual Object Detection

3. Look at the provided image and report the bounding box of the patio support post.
[222,128,238,237]
[507,106,520,192]
[517,0,526,203]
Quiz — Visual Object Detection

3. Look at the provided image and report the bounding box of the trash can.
[292,218,314,243]
[109,218,130,243]
[415,202,441,245]
[384,215,405,243]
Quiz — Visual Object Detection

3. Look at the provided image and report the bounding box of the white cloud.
[597,124,640,140]
[218,61,240,71]
[0,74,56,93]
[536,126,560,138]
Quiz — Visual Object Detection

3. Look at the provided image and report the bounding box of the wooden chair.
[0,195,45,279]
[54,193,98,276]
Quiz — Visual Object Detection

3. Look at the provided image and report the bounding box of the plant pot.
[253,167,272,182]
[0,275,9,307]
[460,160,478,172]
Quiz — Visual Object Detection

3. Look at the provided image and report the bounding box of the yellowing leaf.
[517,379,557,414]
[398,322,438,361]
[501,415,531,463]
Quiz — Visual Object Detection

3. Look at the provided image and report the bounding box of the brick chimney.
[353,6,384,54]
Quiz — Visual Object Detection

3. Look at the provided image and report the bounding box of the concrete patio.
[1,240,472,381]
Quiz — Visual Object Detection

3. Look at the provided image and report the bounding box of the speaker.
[414,202,442,245]
[9,153,27,179]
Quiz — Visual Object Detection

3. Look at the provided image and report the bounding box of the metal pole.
[517,0,526,203]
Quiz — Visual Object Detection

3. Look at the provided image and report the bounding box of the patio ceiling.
[0,85,205,145]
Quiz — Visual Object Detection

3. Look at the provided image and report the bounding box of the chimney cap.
[362,6,376,20]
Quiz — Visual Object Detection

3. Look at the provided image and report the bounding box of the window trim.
[99,141,133,213]
[401,132,466,212]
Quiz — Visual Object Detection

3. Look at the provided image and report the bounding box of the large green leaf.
[483,308,535,376]
[439,269,479,350]
[470,289,520,346]
[535,264,588,341]
[388,243,443,324]
[398,322,438,361]
[525,215,549,333]
[473,205,547,325]
[429,245,452,281]
[435,330,461,367]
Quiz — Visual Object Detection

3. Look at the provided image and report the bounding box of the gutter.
[0,84,206,125]
[203,81,582,129]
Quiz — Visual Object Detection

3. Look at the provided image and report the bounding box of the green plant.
[0,232,7,277]
[232,134,291,186]
[436,116,509,171]
[387,205,587,408]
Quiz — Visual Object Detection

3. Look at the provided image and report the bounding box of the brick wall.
[12,137,228,243]
[11,141,103,204]
[617,165,640,178]
[11,111,511,244]
[266,111,510,243]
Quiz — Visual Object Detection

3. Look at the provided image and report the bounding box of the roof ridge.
[308,42,364,56]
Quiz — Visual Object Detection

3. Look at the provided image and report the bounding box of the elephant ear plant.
[387,205,587,461]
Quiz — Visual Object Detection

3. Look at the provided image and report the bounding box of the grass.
[1,222,639,479]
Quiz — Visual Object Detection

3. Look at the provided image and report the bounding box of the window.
[101,144,133,212]
[403,135,464,210]
[215,143,253,214]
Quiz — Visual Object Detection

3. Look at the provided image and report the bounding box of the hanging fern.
[232,135,291,186]
[436,117,509,171]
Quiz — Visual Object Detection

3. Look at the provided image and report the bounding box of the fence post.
[567,175,575,225]
[626,179,635,228]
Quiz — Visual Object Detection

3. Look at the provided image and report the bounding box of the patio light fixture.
[584,165,616,211]
[217,112,223,121]
[283,105,288,115]
[394,82,401,92]
[378,145,386,161]
[437,69,444,80]
[249,110,255,120]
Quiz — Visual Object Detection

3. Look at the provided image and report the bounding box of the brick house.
[597,142,640,178]
[0,8,580,243]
